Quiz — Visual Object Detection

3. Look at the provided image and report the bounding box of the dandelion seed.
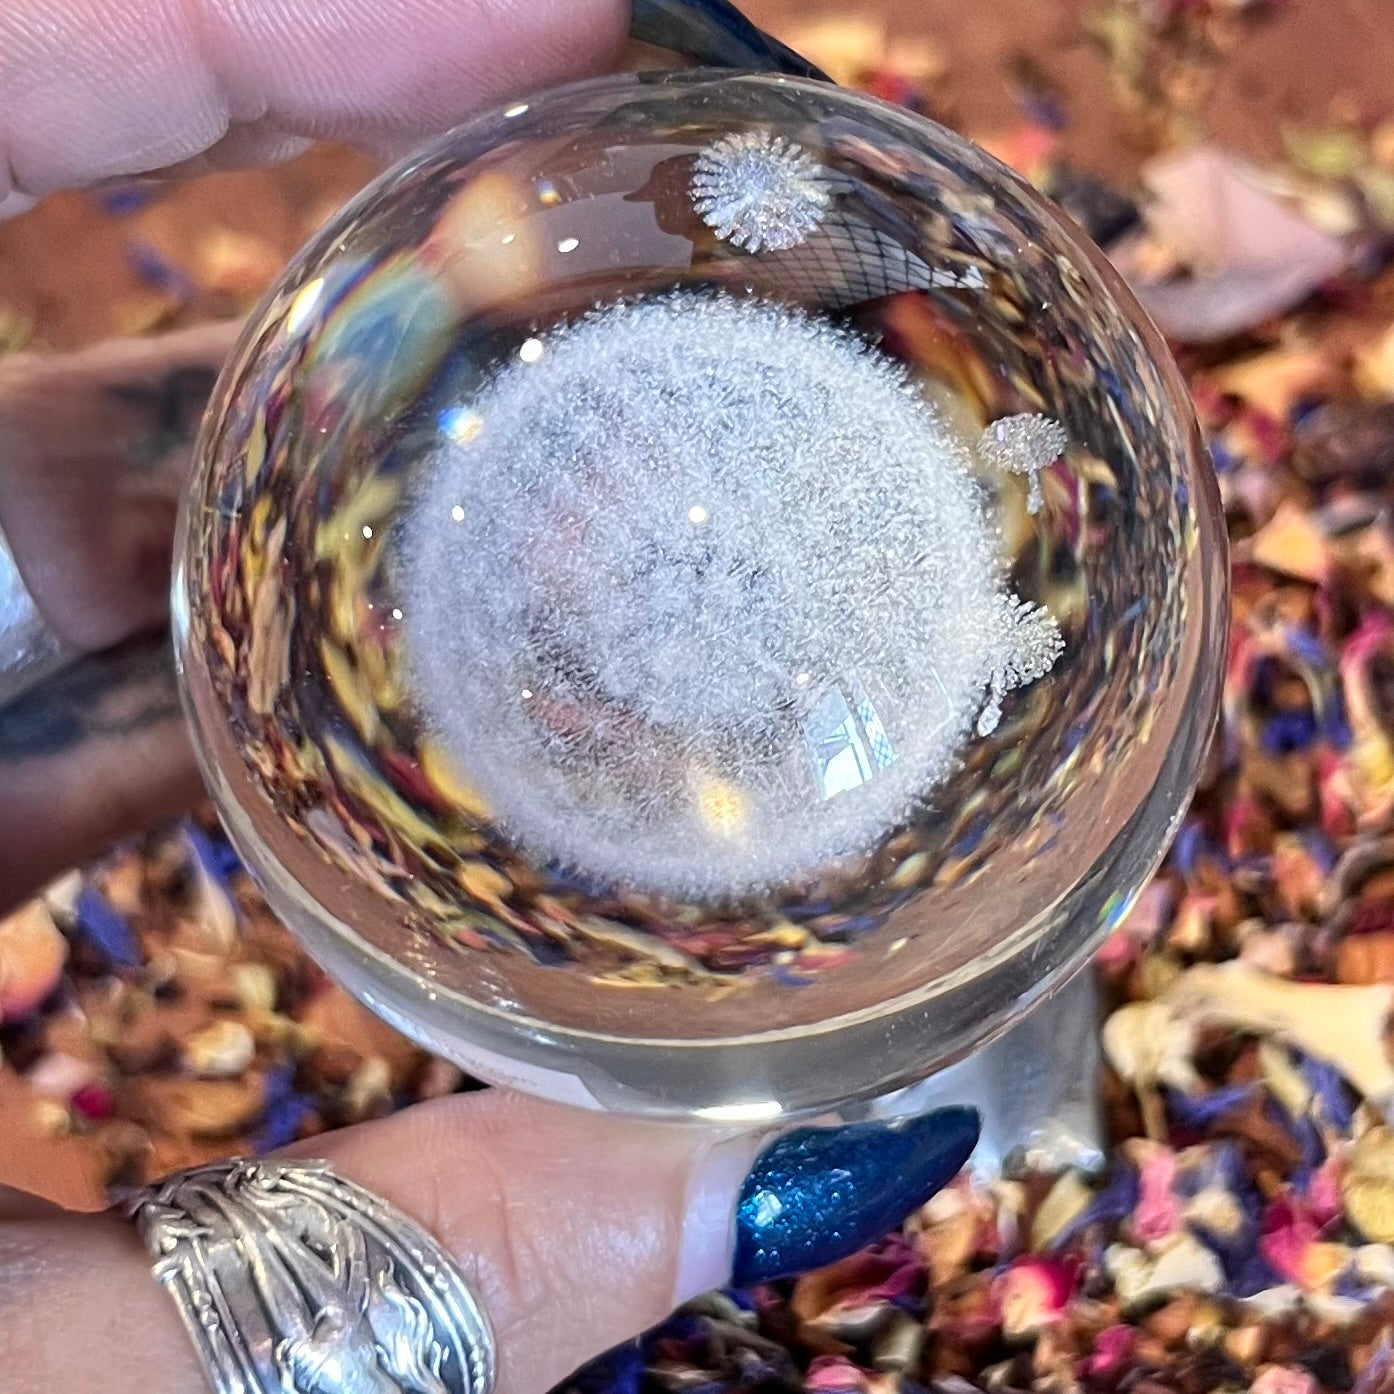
[979,413,1069,514]
[977,594,1065,736]
[690,130,831,254]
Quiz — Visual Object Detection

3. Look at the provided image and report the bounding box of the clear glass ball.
[174,71,1227,1119]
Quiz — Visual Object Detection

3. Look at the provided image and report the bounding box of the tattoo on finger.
[0,635,181,762]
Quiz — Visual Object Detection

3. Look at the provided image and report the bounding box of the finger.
[1,1098,978,1394]
[0,1185,66,1221]
[0,324,236,653]
[0,0,628,203]
[0,637,198,910]
[0,329,232,906]
[293,1092,981,1394]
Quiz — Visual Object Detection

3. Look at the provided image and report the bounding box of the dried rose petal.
[1085,1325,1136,1378]
[990,1255,1081,1338]
[1130,1142,1182,1245]
[804,1355,870,1394]
[1258,1194,1327,1287]
[69,1082,115,1123]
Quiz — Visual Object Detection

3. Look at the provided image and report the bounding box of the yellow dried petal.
[1031,1170,1093,1249]
[1344,1126,1394,1242]
[325,736,445,850]
[456,861,512,906]
[1249,501,1328,583]
[418,740,493,820]
[320,638,380,744]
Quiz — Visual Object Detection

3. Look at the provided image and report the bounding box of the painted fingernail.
[731,1106,980,1285]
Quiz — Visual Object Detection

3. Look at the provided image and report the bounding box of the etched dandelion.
[691,130,831,253]
[979,413,1069,515]
[977,594,1066,737]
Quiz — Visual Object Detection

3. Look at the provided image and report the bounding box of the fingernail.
[733,1107,980,1285]
[674,1106,980,1303]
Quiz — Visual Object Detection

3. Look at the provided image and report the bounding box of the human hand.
[0,4,980,1391]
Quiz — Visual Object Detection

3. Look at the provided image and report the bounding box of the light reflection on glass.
[285,276,325,335]
[803,677,898,800]
[440,405,482,444]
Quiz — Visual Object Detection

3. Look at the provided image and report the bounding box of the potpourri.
[6,0,1394,1390]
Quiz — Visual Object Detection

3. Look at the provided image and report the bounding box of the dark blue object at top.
[629,0,830,81]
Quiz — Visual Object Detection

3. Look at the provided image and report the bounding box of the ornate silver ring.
[127,1159,496,1394]
[0,519,77,708]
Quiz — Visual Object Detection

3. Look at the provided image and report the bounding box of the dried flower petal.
[183,1020,256,1079]
[991,1255,1080,1338]
[1166,964,1394,1107]
[74,887,140,968]
[1130,1141,1182,1245]
[1342,1126,1394,1242]
[0,900,67,1022]
[1106,1234,1226,1310]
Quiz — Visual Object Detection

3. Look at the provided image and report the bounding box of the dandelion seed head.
[690,130,831,254]
[979,413,1069,515]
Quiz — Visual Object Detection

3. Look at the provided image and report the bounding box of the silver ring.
[127,1159,496,1394]
[0,519,78,708]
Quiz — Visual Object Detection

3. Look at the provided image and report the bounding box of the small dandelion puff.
[977,593,1065,737]
[690,130,831,254]
[978,413,1069,515]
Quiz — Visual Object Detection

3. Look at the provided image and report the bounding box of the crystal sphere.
[174,71,1227,1119]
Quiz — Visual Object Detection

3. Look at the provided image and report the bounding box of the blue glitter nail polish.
[731,1107,981,1285]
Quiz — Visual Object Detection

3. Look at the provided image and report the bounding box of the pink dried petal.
[1259,1194,1320,1285]
[1308,1156,1344,1227]
[1096,930,1137,972]
[990,1255,1081,1337]
[1132,1145,1182,1245]
[1318,750,1358,839]
[70,1082,115,1123]
[25,1052,98,1103]
[1085,1326,1136,1378]
[1225,795,1273,859]
[1122,880,1176,945]
[792,1240,925,1330]
[805,1356,870,1394]
[1238,406,1290,468]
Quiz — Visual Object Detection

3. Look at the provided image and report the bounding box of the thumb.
[294,1090,981,1394]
